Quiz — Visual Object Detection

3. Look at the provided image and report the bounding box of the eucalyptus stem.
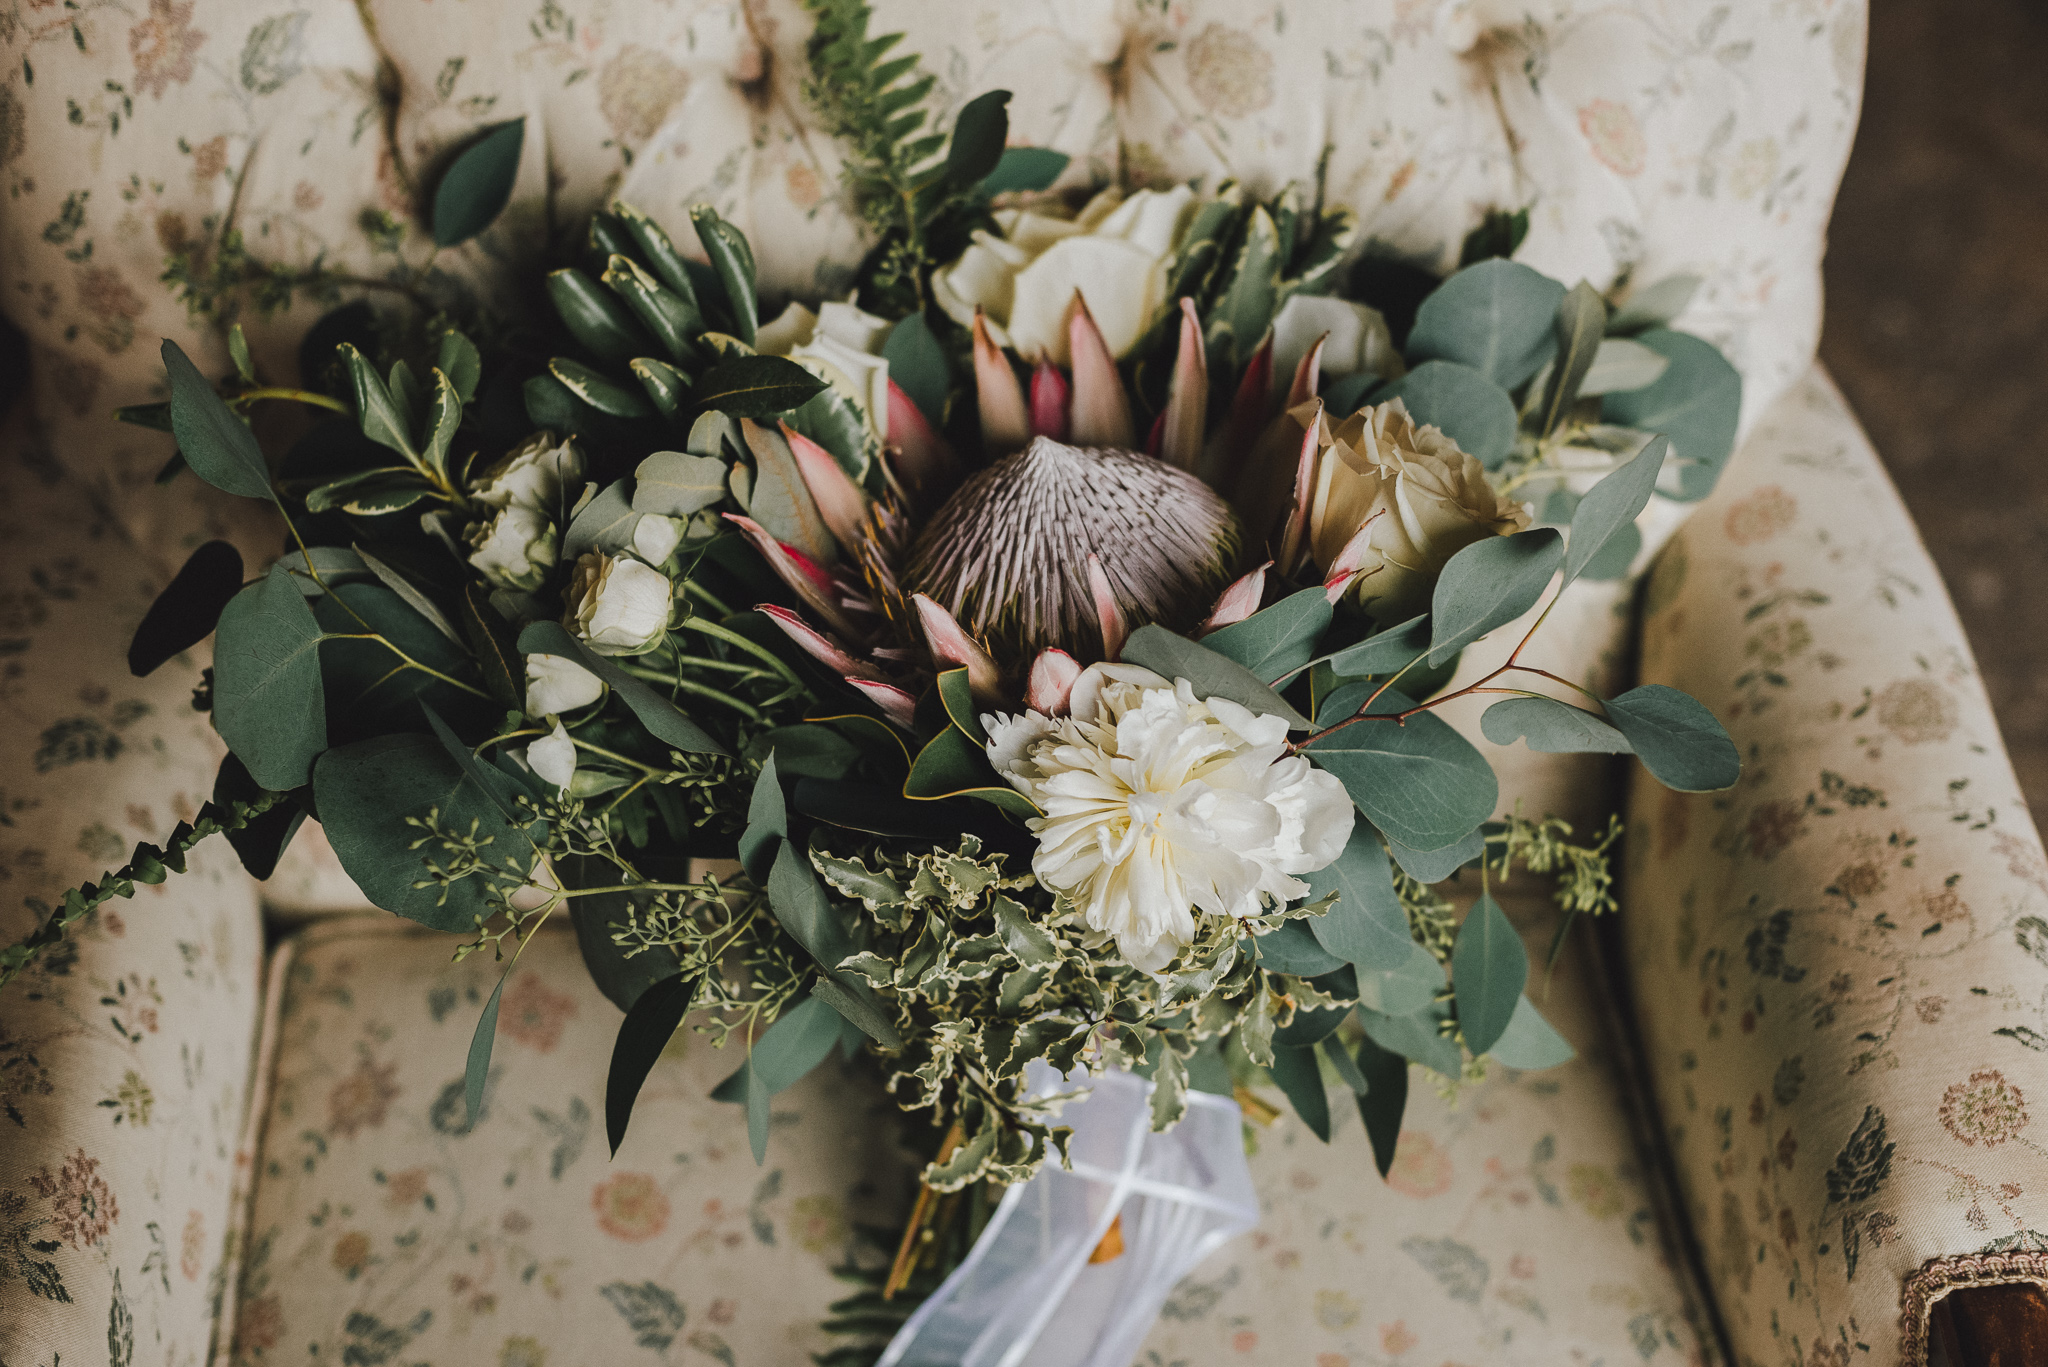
[230,387,348,413]
[674,615,803,684]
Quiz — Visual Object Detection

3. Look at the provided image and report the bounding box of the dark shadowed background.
[1820,0,2048,816]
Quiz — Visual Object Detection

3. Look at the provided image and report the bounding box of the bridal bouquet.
[2,1,1744,1353]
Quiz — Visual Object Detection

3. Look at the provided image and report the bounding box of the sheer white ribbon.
[878,1066,1259,1367]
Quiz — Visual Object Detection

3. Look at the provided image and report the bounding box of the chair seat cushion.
[228,903,1716,1364]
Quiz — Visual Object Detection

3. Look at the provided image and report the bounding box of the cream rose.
[755,298,893,436]
[932,185,1195,365]
[1298,399,1531,623]
[467,503,559,592]
[983,662,1351,973]
[524,653,605,717]
[566,552,672,656]
[472,435,583,511]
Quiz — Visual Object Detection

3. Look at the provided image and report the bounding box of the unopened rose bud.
[524,652,604,717]
[566,552,672,655]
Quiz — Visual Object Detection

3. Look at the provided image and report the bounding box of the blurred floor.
[1820,0,2048,817]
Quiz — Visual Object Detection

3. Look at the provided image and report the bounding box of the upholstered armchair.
[4,3,2043,1364]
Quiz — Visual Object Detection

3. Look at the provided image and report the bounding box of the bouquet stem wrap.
[880,1067,1258,1367]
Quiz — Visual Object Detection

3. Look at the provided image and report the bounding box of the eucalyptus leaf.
[1251,921,1346,977]
[1601,684,1741,792]
[1578,337,1670,395]
[1268,1043,1331,1142]
[562,478,642,559]
[1427,528,1563,666]
[1487,995,1575,1069]
[1201,587,1332,683]
[1608,273,1701,335]
[1373,360,1519,469]
[1302,691,1497,853]
[212,751,305,881]
[1406,258,1565,390]
[712,994,843,1102]
[313,732,539,932]
[353,543,464,646]
[1562,434,1667,587]
[1385,825,1483,881]
[162,340,274,502]
[738,751,787,885]
[464,969,507,1129]
[1534,281,1607,437]
[128,540,243,676]
[1303,815,1417,972]
[1600,329,1741,502]
[212,567,326,789]
[1480,695,1632,754]
[433,118,525,247]
[1325,614,1429,677]
[1450,892,1526,1056]
[1352,1031,1409,1177]
[604,974,697,1155]
[1120,625,1310,729]
[881,312,949,422]
[632,450,727,518]
[1358,1001,1462,1080]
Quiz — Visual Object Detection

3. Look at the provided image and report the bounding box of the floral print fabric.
[1621,368,2048,1365]
[0,407,267,1366]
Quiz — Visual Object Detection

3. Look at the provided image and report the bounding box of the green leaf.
[551,357,655,419]
[419,703,530,825]
[1533,281,1607,437]
[1577,521,1642,582]
[944,89,1010,185]
[518,621,727,757]
[1354,942,1447,1017]
[1373,361,1519,470]
[739,751,786,885]
[905,726,1037,816]
[785,381,873,484]
[1406,258,1565,390]
[1303,814,1415,971]
[1384,825,1483,882]
[1120,625,1310,728]
[565,872,677,1014]
[765,841,899,1047]
[808,974,902,1049]
[981,145,1069,195]
[1325,614,1429,677]
[460,582,524,711]
[1601,684,1740,792]
[1215,204,1280,370]
[1274,996,1351,1049]
[688,204,758,345]
[1202,587,1332,683]
[226,322,255,382]
[1457,207,1529,267]
[880,312,949,422]
[547,267,652,368]
[432,118,525,247]
[1599,329,1741,502]
[465,968,507,1128]
[1427,528,1563,666]
[1251,921,1346,977]
[1358,1001,1462,1080]
[1302,691,1497,853]
[1480,695,1632,754]
[418,370,461,478]
[713,994,843,1103]
[1578,337,1669,395]
[353,543,463,646]
[339,344,420,461]
[116,401,176,433]
[128,540,243,676]
[1608,274,1700,335]
[212,751,305,881]
[935,668,986,744]
[1268,1043,1331,1142]
[1352,1031,1409,1178]
[437,331,481,402]
[212,567,326,789]
[613,201,703,308]
[992,894,1060,969]
[561,478,641,559]
[1487,995,1575,1069]
[693,355,829,420]
[601,254,701,365]
[743,725,860,781]
[631,358,694,418]
[313,732,538,931]
[162,340,274,501]
[604,974,697,1155]
[1451,892,1526,1056]
[1562,434,1667,588]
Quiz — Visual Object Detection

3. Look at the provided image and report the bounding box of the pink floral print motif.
[592,1172,670,1241]
[1578,98,1647,177]
[128,0,206,99]
[29,1148,117,1248]
[327,1056,399,1138]
[499,971,577,1053]
[1939,1070,2029,1147]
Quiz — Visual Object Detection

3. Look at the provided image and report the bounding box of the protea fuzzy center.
[902,437,1240,661]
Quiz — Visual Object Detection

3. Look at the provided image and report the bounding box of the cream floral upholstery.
[6,1,2039,1364]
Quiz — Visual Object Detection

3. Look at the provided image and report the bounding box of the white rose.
[983,662,1351,973]
[473,435,583,512]
[757,300,894,436]
[566,552,672,655]
[1299,398,1532,623]
[526,718,578,792]
[1269,295,1404,390]
[467,503,559,592]
[631,513,684,566]
[932,185,1196,365]
[524,652,604,717]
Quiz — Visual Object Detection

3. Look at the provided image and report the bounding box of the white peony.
[524,652,604,717]
[932,186,1195,365]
[983,663,1352,973]
[565,552,673,655]
[526,718,578,792]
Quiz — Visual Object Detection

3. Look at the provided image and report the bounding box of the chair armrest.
[1618,365,2048,1364]
[0,417,266,1364]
